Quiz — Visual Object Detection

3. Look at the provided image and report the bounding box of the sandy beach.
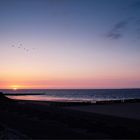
[1,93,140,139]
[65,102,140,120]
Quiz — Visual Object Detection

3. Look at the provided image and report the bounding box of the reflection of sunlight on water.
[4,89,140,102]
[8,95,45,101]
[6,94,130,102]
[7,95,92,102]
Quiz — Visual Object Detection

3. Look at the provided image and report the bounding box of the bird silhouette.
[10,43,36,54]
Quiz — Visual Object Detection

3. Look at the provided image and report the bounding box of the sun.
[11,85,20,90]
[13,87,17,90]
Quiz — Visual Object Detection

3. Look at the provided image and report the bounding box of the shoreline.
[6,94,140,106]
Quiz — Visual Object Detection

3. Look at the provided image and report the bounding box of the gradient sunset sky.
[0,0,140,89]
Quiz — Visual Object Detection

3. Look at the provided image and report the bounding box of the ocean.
[1,89,140,102]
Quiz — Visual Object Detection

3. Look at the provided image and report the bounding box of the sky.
[0,0,140,89]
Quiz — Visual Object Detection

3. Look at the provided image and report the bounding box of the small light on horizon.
[13,87,17,90]
[11,85,20,90]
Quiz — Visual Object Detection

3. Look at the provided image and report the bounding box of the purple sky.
[0,0,140,89]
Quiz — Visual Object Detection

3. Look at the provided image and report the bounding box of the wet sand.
[1,93,140,139]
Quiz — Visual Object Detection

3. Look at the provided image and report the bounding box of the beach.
[65,102,140,120]
[0,93,140,139]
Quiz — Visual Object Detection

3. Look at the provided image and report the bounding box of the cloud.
[106,32,122,40]
[113,21,128,30]
[105,0,140,41]
[106,20,128,40]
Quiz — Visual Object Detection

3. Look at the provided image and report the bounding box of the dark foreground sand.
[65,102,140,120]
[1,93,140,139]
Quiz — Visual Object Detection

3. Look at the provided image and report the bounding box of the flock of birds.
[11,43,36,53]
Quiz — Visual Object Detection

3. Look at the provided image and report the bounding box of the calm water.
[1,89,140,102]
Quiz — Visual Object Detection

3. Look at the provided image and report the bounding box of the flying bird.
[10,43,37,54]
[19,43,23,46]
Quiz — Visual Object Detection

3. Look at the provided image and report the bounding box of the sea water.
[1,89,140,102]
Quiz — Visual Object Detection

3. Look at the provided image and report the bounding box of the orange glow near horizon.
[0,72,140,89]
[10,85,20,90]
[0,78,138,89]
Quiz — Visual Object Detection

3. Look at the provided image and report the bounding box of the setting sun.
[13,87,17,90]
[11,85,20,90]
